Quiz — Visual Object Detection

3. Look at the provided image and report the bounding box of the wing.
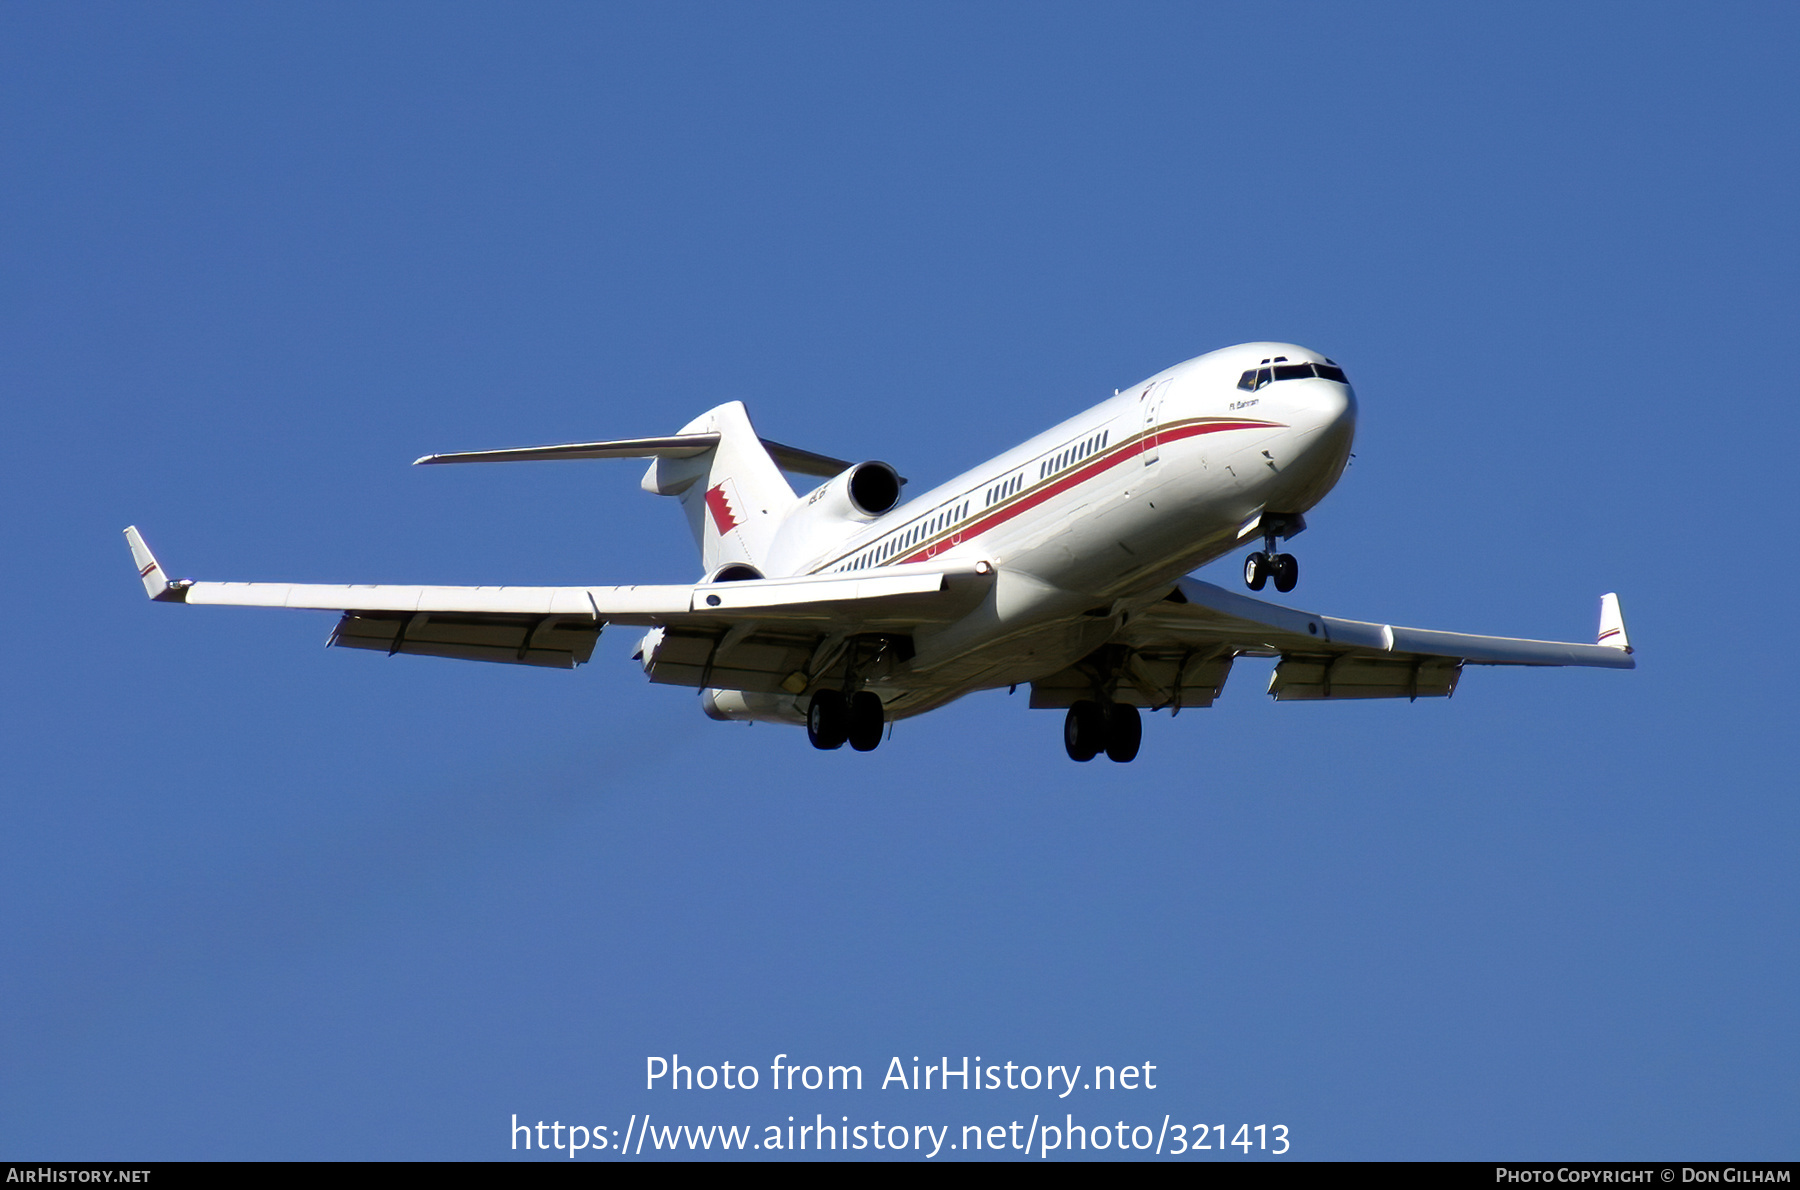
[1030,577,1634,710]
[124,527,990,679]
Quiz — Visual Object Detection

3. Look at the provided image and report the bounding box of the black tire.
[1244,551,1268,591]
[1272,553,1298,593]
[847,690,885,752]
[1103,702,1142,763]
[807,689,849,750]
[1064,699,1106,762]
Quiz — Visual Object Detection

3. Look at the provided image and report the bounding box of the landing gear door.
[1141,378,1171,466]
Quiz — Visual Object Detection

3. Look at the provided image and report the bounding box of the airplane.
[124,341,1634,762]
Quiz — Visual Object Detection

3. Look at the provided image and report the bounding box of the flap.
[330,612,601,668]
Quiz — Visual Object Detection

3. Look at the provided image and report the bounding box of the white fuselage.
[715,342,1357,722]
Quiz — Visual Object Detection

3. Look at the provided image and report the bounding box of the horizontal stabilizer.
[759,439,857,478]
[414,434,852,478]
[414,434,720,466]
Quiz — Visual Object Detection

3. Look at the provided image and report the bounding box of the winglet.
[1597,592,1631,652]
[123,526,188,602]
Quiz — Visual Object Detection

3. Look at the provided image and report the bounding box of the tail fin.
[412,402,839,574]
[640,402,798,574]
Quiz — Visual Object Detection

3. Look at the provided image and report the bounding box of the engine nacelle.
[700,687,806,726]
[765,461,903,573]
[814,460,903,519]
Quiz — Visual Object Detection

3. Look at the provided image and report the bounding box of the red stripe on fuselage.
[885,417,1281,566]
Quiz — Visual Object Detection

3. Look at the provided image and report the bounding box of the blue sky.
[3,2,1795,1161]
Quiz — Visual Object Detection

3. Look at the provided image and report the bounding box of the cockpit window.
[1237,361,1349,391]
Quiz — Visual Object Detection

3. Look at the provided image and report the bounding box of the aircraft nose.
[1310,378,1353,428]
[1298,378,1356,439]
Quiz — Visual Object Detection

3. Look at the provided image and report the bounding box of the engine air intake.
[848,462,902,516]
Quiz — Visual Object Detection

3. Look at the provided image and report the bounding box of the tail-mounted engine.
[818,461,903,518]
[765,461,904,572]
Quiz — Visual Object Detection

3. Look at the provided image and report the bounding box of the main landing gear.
[1063,699,1141,763]
[807,688,885,752]
[806,636,896,752]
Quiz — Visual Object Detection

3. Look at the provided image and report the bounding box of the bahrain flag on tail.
[704,481,742,536]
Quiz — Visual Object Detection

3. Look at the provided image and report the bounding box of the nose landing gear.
[1244,550,1298,593]
[1243,513,1304,594]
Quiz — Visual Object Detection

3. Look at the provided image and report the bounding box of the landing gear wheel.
[1244,551,1269,591]
[807,689,848,750]
[1103,703,1142,763]
[1271,552,1298,593]
[847,690,885,752]
[1064,699,1106,762]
